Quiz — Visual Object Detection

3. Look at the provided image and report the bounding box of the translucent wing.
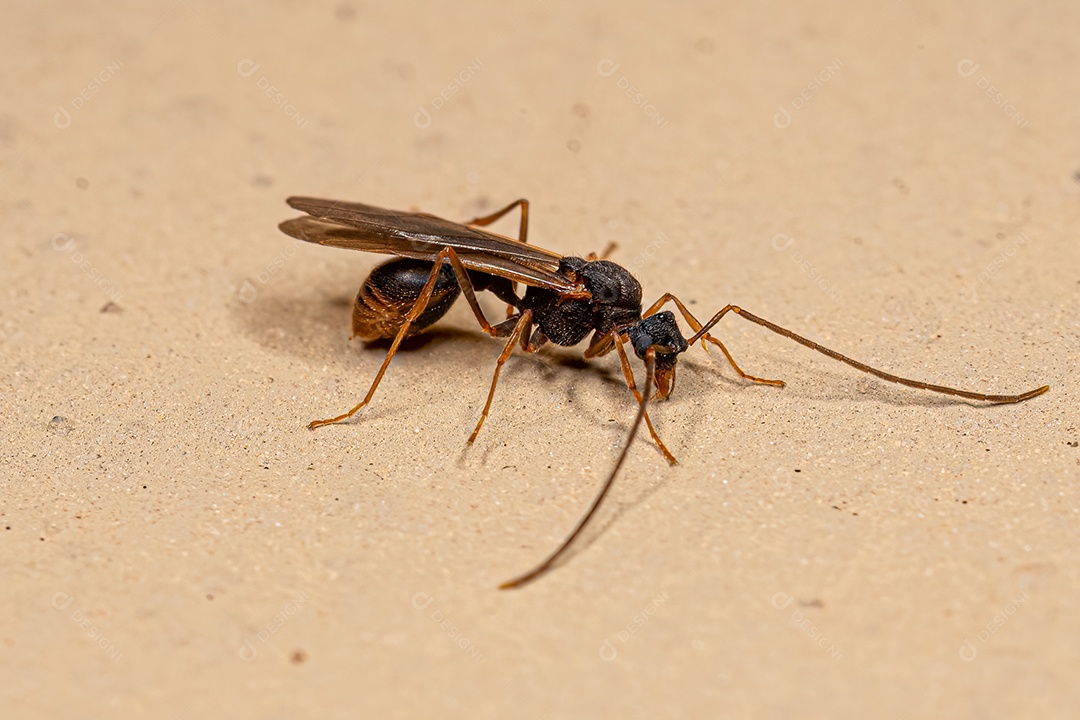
[281,197,575,290]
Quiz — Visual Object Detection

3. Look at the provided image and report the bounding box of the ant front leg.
[613,331,678,465]
[308,247,508,430]
[643,293,785,388]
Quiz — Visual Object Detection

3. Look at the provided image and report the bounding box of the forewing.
[285,196,565,268]
[279,216,576,291]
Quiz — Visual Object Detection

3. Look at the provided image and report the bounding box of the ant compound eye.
[633,334,654,358]
[626,323,653,359]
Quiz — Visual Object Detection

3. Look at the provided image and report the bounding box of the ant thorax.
[521,257,644,346]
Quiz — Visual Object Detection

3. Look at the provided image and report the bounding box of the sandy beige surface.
[3,1,1078,717]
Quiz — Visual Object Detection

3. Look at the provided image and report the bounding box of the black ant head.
[626,311,689,399]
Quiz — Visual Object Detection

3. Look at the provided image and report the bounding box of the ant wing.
[286,196,565,267]
[279,215,578,292]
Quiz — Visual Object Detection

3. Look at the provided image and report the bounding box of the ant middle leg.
[468,310,535,444]
[643,293,785,388]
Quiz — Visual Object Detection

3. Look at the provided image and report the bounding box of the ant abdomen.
[353,258,460,340]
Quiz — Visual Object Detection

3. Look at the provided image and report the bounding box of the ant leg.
[689,306,1050,404]
[440,248,511,338]
[463,199,530,317]
[613,332,678,465]
[469,311,534,443]
[643,293,785,387]
[586,242,618,261]
[463,198,529,243]
[309,247,505,430]
[499,348,659,589]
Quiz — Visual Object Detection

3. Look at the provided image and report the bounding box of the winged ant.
[279,196,1049,588]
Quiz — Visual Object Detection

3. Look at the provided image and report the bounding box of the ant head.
[626,311,689,399]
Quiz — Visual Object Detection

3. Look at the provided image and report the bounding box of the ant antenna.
[500,347,659,589]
